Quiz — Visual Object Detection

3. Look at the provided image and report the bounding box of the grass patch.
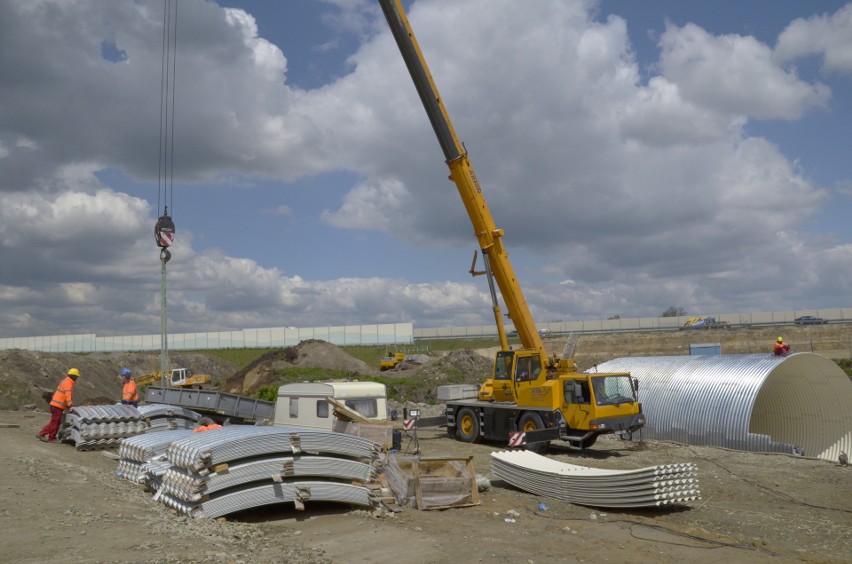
[340,346,388,369]
[364,374,439,403]
[833,358,852,381]
[190,348,277,371]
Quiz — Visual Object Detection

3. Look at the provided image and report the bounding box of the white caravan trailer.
[274,382,388,430]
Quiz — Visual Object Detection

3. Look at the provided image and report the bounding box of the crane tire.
[518,412,549,454]
[581,434,598,449]
[456,407,481,443]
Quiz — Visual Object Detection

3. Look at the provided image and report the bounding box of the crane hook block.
[155,214,176,249]
[160,248,172,263]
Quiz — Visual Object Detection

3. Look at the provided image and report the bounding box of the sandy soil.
[2,409,849,564]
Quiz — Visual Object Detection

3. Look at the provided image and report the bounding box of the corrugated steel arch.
[592,353,852,462]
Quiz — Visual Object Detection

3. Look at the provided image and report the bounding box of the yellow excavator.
[379,0,645,450]
[135,367,211,388]
[379,351,406,371]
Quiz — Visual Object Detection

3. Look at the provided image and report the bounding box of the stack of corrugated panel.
[117,429,196,487]
[125,426,382,518]
[491,450,700,508]
[61,405,147,450]
[159,455,377,502]
[137,404,201,432]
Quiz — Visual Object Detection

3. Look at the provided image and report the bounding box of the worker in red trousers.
[37,368,80,443]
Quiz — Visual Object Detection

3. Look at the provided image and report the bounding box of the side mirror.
[633,377,639,392]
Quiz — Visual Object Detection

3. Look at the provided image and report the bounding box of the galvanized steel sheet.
[593,353,852,462]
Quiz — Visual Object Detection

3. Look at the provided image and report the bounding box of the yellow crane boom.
[379,0,548,402]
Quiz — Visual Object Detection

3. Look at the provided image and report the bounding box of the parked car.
[538,328,552,337]
[794,316,828,325]
[682,317,730,329]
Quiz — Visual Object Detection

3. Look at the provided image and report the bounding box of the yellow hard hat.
[777,337,783,342]
[67,368,81,377]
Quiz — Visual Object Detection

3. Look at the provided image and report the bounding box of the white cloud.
[774,4,852,74]
[0,0,848,339]
[268,205,293,217]
[321,177,407,230]
[658,23,830,120]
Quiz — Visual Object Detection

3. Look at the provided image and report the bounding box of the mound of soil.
[416,349,492,386]
[0,349,237,411]
[223,340,374,394]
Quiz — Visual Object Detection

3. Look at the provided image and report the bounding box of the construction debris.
[384,455,480,510]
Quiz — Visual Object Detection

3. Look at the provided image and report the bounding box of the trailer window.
[289,397,298,418]
[345,399,378,418]
[317,400,329,418]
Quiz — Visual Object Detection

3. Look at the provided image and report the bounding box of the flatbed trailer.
[144,386,275,424]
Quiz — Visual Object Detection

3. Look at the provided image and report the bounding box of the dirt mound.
[79,396,117,406]
[223,348,298,393]
[377,349,491,404]
[416,349,492,386]
[0,349,237,411]
[224,340,374,394]
[292,340,372,373]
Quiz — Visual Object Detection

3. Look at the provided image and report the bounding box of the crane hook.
[155,209,176,249]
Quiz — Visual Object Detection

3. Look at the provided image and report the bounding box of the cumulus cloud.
[657,23,830,120]
[321,177,407,230]
[774,4,852,74]
[0,0,848,339]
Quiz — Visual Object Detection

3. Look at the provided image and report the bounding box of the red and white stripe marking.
[508,432,526,447]
[403,419,416,430]
[158,232,175,248]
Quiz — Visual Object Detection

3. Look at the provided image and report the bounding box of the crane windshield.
[494,350,514,381]
[590,375,636,406]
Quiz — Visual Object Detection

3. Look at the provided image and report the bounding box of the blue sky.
[1,0,850,338]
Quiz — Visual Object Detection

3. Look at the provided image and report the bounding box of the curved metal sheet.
[593,353,852,461]
[491,450,700,508]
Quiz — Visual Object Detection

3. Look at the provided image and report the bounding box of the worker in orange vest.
[37,368,80,443]
[193,416,222,432]
[773,336,791,356]
[120,368,139,407]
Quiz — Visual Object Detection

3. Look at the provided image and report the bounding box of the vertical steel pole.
[160,252,169,386]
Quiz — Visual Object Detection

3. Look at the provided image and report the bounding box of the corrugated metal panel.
[593,353,852,462]
[491,450,701,509]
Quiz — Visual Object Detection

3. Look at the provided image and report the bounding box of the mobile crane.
[379,0,645,450]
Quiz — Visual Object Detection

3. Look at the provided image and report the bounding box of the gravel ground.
[2,409,849,564]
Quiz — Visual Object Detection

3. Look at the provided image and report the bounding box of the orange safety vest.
[193,424,222,432]
[122,379,138,403]
[50,376,76,410]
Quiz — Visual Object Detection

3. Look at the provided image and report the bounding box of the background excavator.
[135,367,211,388]
[379,0,645,450]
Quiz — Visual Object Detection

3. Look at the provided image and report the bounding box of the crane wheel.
[519,412,544,433]
[518,412,549,453]
[456,407,481,443]
[580,434,598,449]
